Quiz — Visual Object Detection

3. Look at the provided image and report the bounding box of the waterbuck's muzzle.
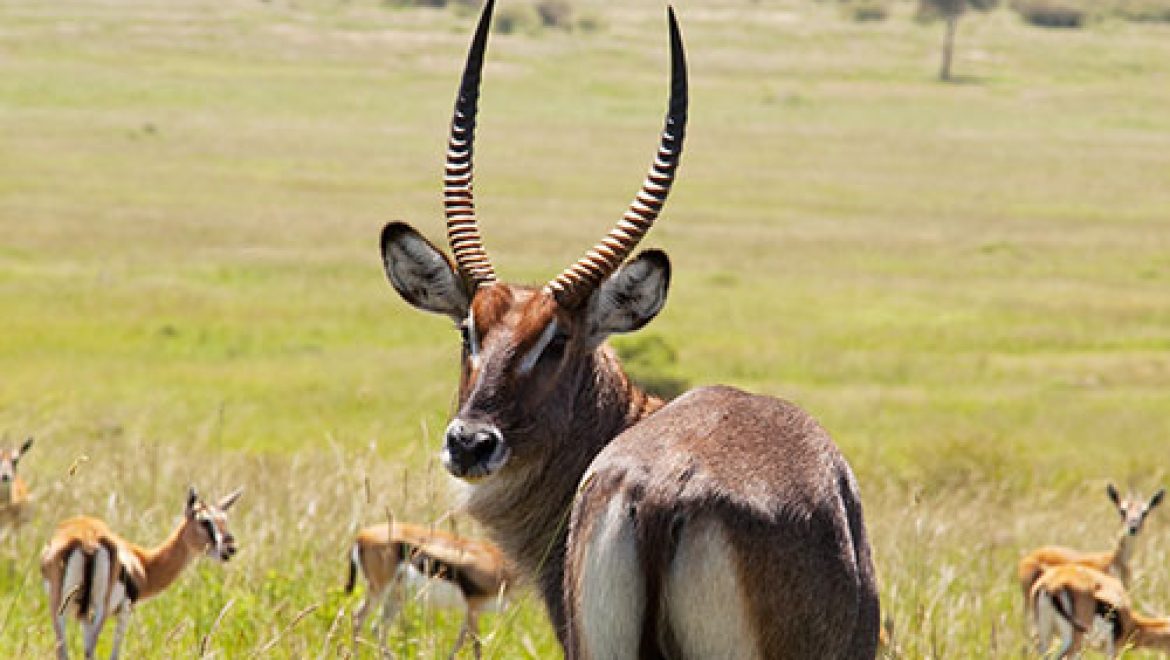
[442,419,510,481]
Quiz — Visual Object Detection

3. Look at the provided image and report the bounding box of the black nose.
[0,474,9,483]
[444,420,502,475]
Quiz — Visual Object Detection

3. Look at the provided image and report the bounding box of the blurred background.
[1,0,1168,656]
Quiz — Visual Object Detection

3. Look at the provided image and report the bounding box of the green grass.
[2,0,1169,656]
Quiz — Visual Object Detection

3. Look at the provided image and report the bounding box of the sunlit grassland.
[1,0,1169,656]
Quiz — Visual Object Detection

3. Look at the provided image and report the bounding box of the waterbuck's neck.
[129,522,198,600]
[459,344,662,634]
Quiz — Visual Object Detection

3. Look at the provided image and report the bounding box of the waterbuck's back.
[565,385,880,659]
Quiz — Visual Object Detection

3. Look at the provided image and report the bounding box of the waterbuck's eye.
[542,333,569,364]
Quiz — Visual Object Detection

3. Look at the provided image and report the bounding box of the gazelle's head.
[183,486,243,561]
[1106,483,1164,537]
[0,437,32,491]
[380,0,687,483]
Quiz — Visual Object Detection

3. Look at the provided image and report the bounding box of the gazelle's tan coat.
[345,522,513,658]
[1018,485,1163,613]
[0,437,34,532]
[1033,563,1170,658]
[40,487,241,660]
[377,1,879,656]
[1031,564,1127,657]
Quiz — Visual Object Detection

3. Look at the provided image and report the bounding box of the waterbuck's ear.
[585,249,670,343]
[218,487,244,512]
[381,222,470,322]
[1149,488,1165,510]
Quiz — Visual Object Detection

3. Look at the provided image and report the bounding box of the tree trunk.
[940,14,958,82]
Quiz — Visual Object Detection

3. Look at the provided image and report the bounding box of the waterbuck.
[378,2,879,656]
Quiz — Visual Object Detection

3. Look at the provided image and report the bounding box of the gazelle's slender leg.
[1035,591,1054,655]
[450,609,474,659]
[82,546,112,659]
[376,577,402,654]
[109,605,132,660]
[352,583,381,649]
[49,577,71,660]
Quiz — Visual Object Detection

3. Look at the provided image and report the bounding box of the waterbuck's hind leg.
[565,485,646,659]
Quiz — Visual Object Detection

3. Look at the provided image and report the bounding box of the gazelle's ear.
[217,487,244,512]
[381,222,470,322]
[1149,489,1165,510]
[584,250,670,345]
[1107,483,1121,508]
[185,486,199,517]
[18,437,33,457]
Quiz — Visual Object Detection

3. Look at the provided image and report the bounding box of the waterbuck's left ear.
[585,249,671,343]
[217,487,244,512]
[381,222,470,322]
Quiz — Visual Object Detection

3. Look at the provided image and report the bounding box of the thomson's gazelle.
[0,436,34,533]
[1031,563,1127,657]
[1033,562,1170,658]
[40,487,241,659]
[345,522,513,658]
[1018,484,1164,612]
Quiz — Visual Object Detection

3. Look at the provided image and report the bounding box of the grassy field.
[1,0,1169,656]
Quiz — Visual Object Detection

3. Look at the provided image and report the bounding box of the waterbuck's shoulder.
[583,384,850,512]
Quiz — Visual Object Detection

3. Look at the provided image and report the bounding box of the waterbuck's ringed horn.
[444,0,498,290]
[445,0,688,305]
[546,6,688,309]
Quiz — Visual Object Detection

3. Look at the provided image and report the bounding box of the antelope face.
[184,486,243,562]
[379,0,685,483]
[0,437,32,496]
[1107,483,1165,537]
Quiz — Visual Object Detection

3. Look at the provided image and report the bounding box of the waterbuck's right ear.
[584,249,671,344]
[380,222,470,322]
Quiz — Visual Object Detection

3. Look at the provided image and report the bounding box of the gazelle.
[1031,563,1127,657]
[345,521,513,658]
[40,486,241,660]
[377,1,879,656]
[0,436,34,533]
[1018,485,1164,613]
[1033,562,1170,658]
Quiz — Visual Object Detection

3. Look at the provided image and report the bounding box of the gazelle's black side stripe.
[398,541,494,599]
[121,564,139,604]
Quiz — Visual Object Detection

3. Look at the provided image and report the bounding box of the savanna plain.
[2,0,1169,656]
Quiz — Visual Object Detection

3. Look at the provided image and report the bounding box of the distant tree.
[918,0,999,81]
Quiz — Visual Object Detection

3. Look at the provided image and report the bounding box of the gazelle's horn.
[546,7,688,309]
[444,0,498,290]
